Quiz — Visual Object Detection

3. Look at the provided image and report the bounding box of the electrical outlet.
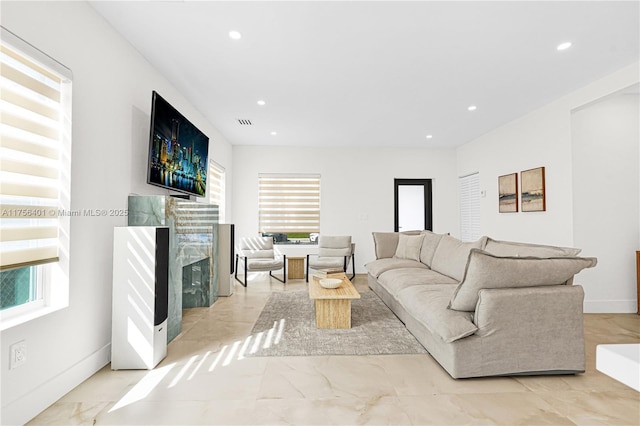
[10,340,26,369]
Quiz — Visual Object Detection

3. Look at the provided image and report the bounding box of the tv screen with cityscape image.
[147,91,209,197]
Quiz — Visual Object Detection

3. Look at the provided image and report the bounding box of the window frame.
[0,26,72,330]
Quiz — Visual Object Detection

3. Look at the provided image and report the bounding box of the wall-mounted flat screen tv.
[147,91,209,197]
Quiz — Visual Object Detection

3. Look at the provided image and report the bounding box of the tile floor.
[28,274,640,425]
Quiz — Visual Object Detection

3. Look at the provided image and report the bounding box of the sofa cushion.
[448,249,598,312]
[376,278,423,298]
[394,233,424,261]
[397,285,478,343]
[484,237,581,257]
[378,268,458,295]
[419,230,443,267]
[430,235,487,281]
[365,258,427,278]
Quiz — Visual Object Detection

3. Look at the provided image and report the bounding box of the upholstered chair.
[306,235,355,282]
[235,236,286,287]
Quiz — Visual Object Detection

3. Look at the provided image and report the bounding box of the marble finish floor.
[28,274,640,425]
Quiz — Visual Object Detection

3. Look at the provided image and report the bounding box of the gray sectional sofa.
[365,231,597,379]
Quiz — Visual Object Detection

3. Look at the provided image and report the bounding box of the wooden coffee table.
[308,272,360,329]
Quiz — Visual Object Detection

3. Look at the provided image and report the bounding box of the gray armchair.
[235,236,286,287]
[306,235,355,282]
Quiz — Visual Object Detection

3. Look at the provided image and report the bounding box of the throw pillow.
[372,232,400,259]
[419,230,443,267]
[448,249,597,311]
[430,234,487,281]
[394,233,424,262]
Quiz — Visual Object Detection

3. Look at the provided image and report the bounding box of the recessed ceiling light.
[468,105,477,111]
[229,30,242,40]
[426,135,433,139]
[557,41,572,51]
[270,131,277,136]
[257,100,266,106]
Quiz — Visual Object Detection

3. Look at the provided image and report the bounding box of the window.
[0,27,72,328]
[258,174,320,244]
[208,160,225,223]
[0,266,39,310]
[459,173,481,242]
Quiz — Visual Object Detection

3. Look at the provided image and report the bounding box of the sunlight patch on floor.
[208,346,228,372]
[188,350,211,381]
[109,317,287,412]
[168,355,198,388]
[109,363,175,412]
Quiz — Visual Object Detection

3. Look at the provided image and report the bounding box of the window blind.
[258,174,320,234]
[459,173,481,242]
[0,30,71,271]
[208,160,225,223]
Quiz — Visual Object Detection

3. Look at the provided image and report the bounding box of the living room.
[1,1,639,425]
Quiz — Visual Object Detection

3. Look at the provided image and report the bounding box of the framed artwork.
[521,167,546,212]
[498,173,518,213]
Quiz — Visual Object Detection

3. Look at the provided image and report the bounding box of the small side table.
[288,256,305,280]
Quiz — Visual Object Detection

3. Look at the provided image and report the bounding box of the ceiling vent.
[237,119,252,125]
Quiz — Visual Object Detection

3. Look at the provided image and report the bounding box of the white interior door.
[398,185,425,231]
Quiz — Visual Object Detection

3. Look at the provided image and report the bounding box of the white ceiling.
[89,1,639,148]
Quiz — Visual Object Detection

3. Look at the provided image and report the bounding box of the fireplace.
[182,257,210,308]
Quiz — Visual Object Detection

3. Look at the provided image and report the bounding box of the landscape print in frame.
[498,173,518,213]
[521,166,546,212]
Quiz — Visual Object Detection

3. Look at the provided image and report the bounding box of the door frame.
[394,179,433,232]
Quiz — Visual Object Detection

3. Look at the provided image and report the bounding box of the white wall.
[457,104,577,246]
[572,92,639,313]
[457,62,639,312]
[0,2,233,424]
[232,146,459,273]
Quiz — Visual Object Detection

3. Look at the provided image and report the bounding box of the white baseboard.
[584,299,637,313]
[596,344,640,391]
[1,343,111,426]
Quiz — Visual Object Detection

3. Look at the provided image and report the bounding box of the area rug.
[245,290,427,357]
